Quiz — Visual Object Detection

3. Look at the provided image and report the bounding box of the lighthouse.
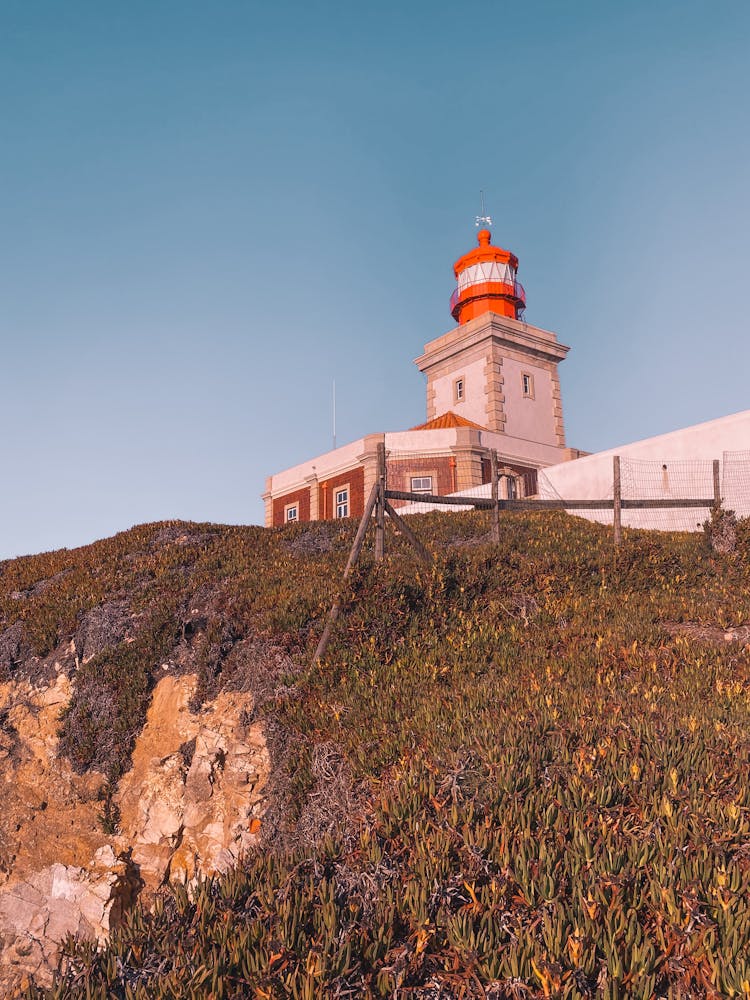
[415,228,570,446]
[264,222,577,527]
[450,228,526,325]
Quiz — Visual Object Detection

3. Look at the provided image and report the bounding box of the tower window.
[285,504,298,522]
[335,487,349,518]
[454,377,465,402]
[522,372,535,398]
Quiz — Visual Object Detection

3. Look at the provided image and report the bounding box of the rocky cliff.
[0,665,269,991]
[0,521,306,993]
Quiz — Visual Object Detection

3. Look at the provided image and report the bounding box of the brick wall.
[386,456,455,507]
[318,466,365,520]
[272,487,311,527]
[499,461,538,497]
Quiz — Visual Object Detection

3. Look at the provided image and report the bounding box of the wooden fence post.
[383,499,433,565]
[314,482,380,663]
[713,459,721,510]
[490,449,500,544]
[613,455,622,548]
[375,441,386,562]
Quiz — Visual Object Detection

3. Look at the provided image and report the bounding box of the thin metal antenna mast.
[475,189,493,228]
[332,379,336,450]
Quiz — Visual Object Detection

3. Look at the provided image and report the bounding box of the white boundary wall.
[540,409,750,531]
[542,410,750,499]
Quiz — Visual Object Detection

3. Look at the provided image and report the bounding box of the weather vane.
[475,189,493,228]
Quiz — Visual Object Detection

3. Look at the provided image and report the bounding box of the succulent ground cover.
[3,512,749,998]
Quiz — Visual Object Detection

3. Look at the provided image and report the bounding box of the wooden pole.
[375,442,386,562]
[490,449,500,544]
[383,499,433,565]
[314,481,380,663]
[713,459,721,510]
[613,455,622,548]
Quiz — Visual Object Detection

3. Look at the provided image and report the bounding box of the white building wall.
[478,429,569,468]
[385,429,458,454]
[269,438,366,494]
[430,356,487,428]
[501,357,557,446]
[543,410,750,498]
[540,409,750,531]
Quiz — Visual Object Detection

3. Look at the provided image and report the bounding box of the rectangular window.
[410,476,433,493]
[335,488,349,518]
[522,372,535,398]
[454,377,465,402]
[285,504,298,522]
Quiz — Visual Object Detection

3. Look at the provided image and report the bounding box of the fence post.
[315,481,380,663]
[375,442,386,562]
[713,459,721,510]
[383,498,433,565]
[490,449,500,544]
[613,455,622,548]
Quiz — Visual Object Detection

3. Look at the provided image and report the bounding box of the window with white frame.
[335,487,349,518]
[285,504,298,523]
[521,372,535,398]
[454,377,465,402]
[410,476,433,494]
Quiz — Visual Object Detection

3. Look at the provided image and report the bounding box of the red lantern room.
[449,229,526,325]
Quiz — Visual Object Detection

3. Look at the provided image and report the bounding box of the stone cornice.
[414,313,570,372]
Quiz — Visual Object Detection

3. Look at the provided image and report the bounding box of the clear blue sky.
[1,0,748,558]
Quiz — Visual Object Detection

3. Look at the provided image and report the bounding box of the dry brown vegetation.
[1,512,748,998]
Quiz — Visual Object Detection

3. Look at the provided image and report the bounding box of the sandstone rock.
[0,668,270,993]
[0,673,108,888]
[115,674,269,889]
[0,852,139,988]
[39,672,71,708]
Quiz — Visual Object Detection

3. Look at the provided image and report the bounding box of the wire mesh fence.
[621,459,716,532]
[540,459,718,532]
[722,451,750,520]
[382,448,750,533]
[385,448,472,514]
[385,449,536,516]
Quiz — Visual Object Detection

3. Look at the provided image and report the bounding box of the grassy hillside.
[4,512,749,998]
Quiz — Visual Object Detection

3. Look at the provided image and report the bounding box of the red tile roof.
[410,411,488,431]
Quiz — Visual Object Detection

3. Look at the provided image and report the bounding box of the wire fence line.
[385,447,537,516]
[622,459,715,532]
[383,448,750,533]
[539,458,718,533]
[315,448,749,662]
[722,451,750,521]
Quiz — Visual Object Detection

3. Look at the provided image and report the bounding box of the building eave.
[414,312,570,373]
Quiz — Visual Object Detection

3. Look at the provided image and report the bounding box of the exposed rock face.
[0,670,268,992]
[0,671,108,886]
[115,673,269,890]
[0,848,139,988]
